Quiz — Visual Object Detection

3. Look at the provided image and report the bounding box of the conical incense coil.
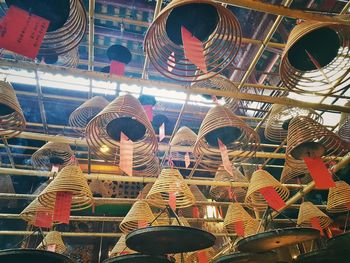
[338,101,350,143]
[170,126,197,150]
[280,17,350,95]
[0,80,26,138]
[194,105,260,169]
[327,181,350,213]
[110,235,135,257]
[191,75,240,111]
[286,116,345,169]
[185,247,216,263]
[119,200,157,233]
[224,203,257,235]
[245,170,289,211]
[144,0,242,82]
[180,185,207,218]
[264,104,322,142]
[86,94,158,168]
[37,231,66,254]
[297,201,332,229]
[31,142,73,170]
[38,165,93,211]
[19,198,54,226]
[280,160,311,184]
[69,96,109,134]
[133,155,161,178]
[146,169,195,208]
[210,166,248,202]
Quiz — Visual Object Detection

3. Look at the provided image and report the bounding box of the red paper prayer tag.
[218,138,233,176]
[304,157,335,189]
[197,250,208,263]
[211,95,219,104]
[169,191,176,211]
[120,132,133,176]
[259,186,286,211]
[51,164,59,173]
[181,26,207,73]
[119,251,129,255]
[53,191,72,224]
[143,105,153,122]
[310,217,323,236]
[138,220,148,229]
[192,206,200,218]
[167,52,176,72]
[46,244,56,252]
[34,211,53,228]
[159,123,165,142]
[0,6,49,59]
[234,221,245,237]
[184,152,190,168]
[110,60,125,76]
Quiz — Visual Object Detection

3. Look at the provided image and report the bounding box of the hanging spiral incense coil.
[39,47,80,68]
[280,18,350,95]
[280,160,311,184]
[170,126,197,149]
[191,75,240,111]
[110,235,136,257]
[19,198,54,226]
[210,166,248,202]
[4,0,87,57]
[144,0,242,82]
[69,96,109,134]
[133,155,161,178]
[194,105,260,169]
[38,165,93,211]
[185,248,216,263]
[297,201,332,229]
[327,181,350,213]
[245,170,289,211]
[119,200,157,233]
[86,94,158,168]
[0,80,26,138]
[286,116,345,169]
[338,101,350,143]
[224,203,257,235]
[146,169,195,208]
[264,104,323,142]
[179,185,207,218]
[37,231,66,254]
[31,142,74,170]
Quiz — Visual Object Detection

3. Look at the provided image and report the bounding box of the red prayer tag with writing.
[120,132,133,176]
[197,250,208,263]
[138,220,148,229]
[218,138,233,176]
[184,152,190,168]
[181,26,207,73]
[234,221,245,237]
[143,105,153,122]
[192,206,200,218]
[53,191,72,224]
[310,217,323,236]
[159,123,165,142]
[169,191,176,211]
[0,6,49,59]
[304,157,335,189]
[167,52,176,72]
[47,244,56,252]
[259,186,286,211]
[34,211,53,228]
[110,60,125,76]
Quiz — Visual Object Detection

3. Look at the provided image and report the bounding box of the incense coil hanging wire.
[110,235,136,257]
[31,142,74,170]
[224,203,258,236]
[210,166,248,202]
[264,104,323,142]
[194,105,260,169]
[327,181,350,213]
[191,75,240,111]
[286,116,345,169]
[38,165,93,211]
[146,168,195,208]
[297,201,332,229]
[280,18,350,95]
[69,96,109,134]
[245,169,289,211]
[144,0,242,82]
[0,80,26,138]
[37,231,66,254]
[119,200,158,233]
[86,94,158,168]
[280,160,312,184]
[338,101,350,143]
[19,198,54,226]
